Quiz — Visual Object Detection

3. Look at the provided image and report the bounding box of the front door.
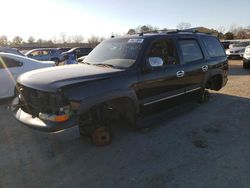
[137,38,186,106]
[0,56,22,98]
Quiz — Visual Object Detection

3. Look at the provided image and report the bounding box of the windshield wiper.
[94,63,116,68]
[81,61,91,65]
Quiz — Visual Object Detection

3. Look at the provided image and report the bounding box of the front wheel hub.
[91,127,113,146]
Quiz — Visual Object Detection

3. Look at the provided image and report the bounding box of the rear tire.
[243,63,249,69]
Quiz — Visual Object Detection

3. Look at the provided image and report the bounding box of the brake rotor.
[91,127,112,146]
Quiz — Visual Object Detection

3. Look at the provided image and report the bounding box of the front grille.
[18,84,68,117]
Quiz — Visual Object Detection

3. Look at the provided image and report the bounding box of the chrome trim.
[143,87,201,106]
[202,65,208,72]
[186,87,201,93]
[176,70,185,78]
[143,92,185,106]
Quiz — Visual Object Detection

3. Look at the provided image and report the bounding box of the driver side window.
[148,39,179,66]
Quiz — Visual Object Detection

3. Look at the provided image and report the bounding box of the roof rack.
[137,28,209,36]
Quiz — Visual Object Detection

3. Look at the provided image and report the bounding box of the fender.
[202,68,224,88]
[77,88,139,115]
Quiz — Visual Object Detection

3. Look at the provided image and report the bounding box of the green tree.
[127,29,136,35]
[12,36,23,45]
[224,32,234,40]
[27,36,35,44]
[0,35,8,46]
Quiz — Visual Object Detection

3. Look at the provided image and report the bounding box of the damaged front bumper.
[11,97,78,132]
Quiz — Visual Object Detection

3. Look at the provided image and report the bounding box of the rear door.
[137,37,186,106]
[177,38,207,92]
[0,56,22,98]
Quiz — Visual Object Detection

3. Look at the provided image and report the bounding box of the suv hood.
[18,64,124,92]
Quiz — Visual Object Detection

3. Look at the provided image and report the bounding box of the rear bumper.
[11,97,78,132]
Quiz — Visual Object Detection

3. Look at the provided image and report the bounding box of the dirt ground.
[0,60,250,188]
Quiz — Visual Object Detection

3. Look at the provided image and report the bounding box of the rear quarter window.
[201,36,225,57]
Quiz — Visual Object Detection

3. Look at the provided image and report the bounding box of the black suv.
[12,30,228,146]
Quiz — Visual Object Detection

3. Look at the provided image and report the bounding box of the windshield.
[83,38,143,69]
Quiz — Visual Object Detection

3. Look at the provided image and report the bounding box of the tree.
[0,35,8,46]
[12,36,23,45]
[37,38,43,44]
[224,32,234,40]
[27,36,35,44]
[217,26,225,34]
[60,32,67,43]
[176,22,192,30]
[88,35,105,48]
[127,29,136,35]
[236,30,247,39]
[71,35,84,43]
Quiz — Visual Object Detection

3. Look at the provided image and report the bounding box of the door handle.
[176,70,185,78]
[202,65,208,72]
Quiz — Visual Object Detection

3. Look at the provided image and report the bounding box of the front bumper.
[11,97,78,132]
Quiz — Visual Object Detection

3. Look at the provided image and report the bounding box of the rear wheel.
[243,63,249,69]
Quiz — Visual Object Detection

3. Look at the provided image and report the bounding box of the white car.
[226,42,250,59]
[0,53,55,99]
[243,45,250,69]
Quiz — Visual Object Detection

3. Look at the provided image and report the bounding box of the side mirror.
[28,54,33,57]
[148,57,164,67]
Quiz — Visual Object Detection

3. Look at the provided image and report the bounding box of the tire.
[243,63,249,69]
[78,106,113,146]
[91,127,113,146]
[198,89,210,104]
[51,58,59,65]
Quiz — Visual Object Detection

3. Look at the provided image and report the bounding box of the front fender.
[77,89,139,115]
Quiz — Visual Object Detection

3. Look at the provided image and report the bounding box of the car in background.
[25,48,64,64]
[77,55,87,63]
[0,52,55,99]
[0,47,25,56]
[221,41,230,50]
[62,47,93,58]
[226,42,250,59]
[57,47,71,52]
[243,45,250,69]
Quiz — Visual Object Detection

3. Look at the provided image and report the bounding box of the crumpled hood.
[18,64,124,92]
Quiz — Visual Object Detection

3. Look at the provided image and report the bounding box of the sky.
[0,0,249,41]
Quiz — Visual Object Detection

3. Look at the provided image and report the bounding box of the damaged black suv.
[12,30,228,146]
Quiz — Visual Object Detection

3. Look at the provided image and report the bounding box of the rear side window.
[0,56,22,69]
[201,36,225,57]
[179,39,203,63]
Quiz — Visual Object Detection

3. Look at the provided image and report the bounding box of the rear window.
[179,39,203,63]
[201,36,225,57]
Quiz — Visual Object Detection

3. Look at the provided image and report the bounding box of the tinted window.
[0,56,22,69]
[179,39,203,63]
[148,39,179,65]
[201,36,225,57]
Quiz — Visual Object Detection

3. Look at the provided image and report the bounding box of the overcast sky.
[1,0,249,41]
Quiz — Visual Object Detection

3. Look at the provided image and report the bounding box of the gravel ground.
[0,60,250,188]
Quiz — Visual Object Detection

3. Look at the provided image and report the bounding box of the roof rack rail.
[137,28,211,36]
